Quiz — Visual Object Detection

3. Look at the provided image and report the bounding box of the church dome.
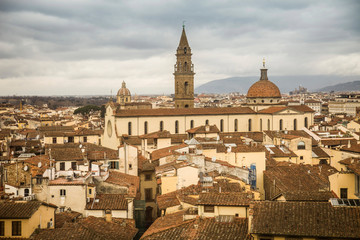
[247,68,281,98]
[117,81,131,96]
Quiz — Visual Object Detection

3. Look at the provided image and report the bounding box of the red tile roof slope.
[251,201,360,238]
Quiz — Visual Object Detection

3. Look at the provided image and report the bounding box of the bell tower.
[174,26,195,108]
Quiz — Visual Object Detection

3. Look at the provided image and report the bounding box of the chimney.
[105,210,112,222]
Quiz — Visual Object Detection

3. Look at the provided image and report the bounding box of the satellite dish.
[227,146,232,153]
[38,162,42,168]
[23,165,29,171]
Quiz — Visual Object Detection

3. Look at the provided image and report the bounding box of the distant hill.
[315,80,360,92]
[195,75,360,94]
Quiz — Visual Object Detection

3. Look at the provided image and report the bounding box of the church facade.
[102,27,314,150]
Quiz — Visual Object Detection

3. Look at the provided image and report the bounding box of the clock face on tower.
[107,120,112,137]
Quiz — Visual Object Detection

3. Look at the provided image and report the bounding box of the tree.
[74,105,101,115]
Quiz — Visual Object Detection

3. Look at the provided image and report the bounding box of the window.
[190,120,194,129]
[60,162,65,171]
[145,188,153,202]
[175,120,179,134]
[297,141,305,150]
[300,156,304,160]
[248,119,252,132]
[128,122,132,135]
[68,136,74,143]
[205,119,209,125]
[184,81,189,94]
[184,47,187,54]
[71,162,77,170]
[220,119,224,132]
[279,119,283,130]
[129,164,133,170]
[24,188,29,197]
[110,161,119,170]
[52,137,57,144]
[340,188,348,199]
[160,121,164,131]
[83,136,87,143]
[260,119,263,131]
[204,205,214,213]
[268,119,270,130]
[36,177,43,184]
[234,119,238,132]
[12,221,21,236]
[145,174,152,181]
[60,189,66,196]
[89,188,92,195]
[144,121,148,134]
[304,117,308,128]
[293,119,297,130]
[0,221,4,236]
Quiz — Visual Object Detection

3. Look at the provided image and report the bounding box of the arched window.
[248,119,252,132]
[234,119,238,132]
[190,120,194,129]
[128,122,132,135]
[205,119,209,125]
[294,119,297,130]
[184,62,187,71]
[279,119,283,131]
[304,117,308,128]
[297,141,305,150]
[24,188,29,197]
[160,121,164,131]
[184,82,189,95]
[267,119,270,130]
[175,120,179,134]
[184,47,187,54]
[220,119,224,132]
[144,121,148,134]
[260,119,263,131]
[185,104,189,108]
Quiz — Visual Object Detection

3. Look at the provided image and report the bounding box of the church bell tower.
[174,26,195,108]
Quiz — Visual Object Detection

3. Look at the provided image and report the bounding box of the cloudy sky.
[0,0,359,95]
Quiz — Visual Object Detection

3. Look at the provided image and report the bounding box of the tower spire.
[178,25,189,48]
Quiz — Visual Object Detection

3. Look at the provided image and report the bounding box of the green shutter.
[115,161,119,170]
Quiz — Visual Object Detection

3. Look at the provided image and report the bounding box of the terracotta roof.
[115,107,255,117]
[0,201,56,219]
[265,145,297,158]
[220,132,264,142]
[264,164,338,200]
[33,216,137,240]
[156,191,181,210]
[257,106,287,114]
[105,171,140,196]
[273,190,336,201]
[55,211,82,228]
[142,213,250,240]
[49,177,85,186]
[247,78,281,98]
[86,194,127,210]
[321,138,356,147]
[339,157,360,175]
[258,105,314,114]
[49,147,84,161]
[250,201,360,238]
[151,143,187,161]
[312,147,330,158]
[341,143,360,154]
[186,125,219,134]
[140,130,171,139]
[198,192,254,206]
